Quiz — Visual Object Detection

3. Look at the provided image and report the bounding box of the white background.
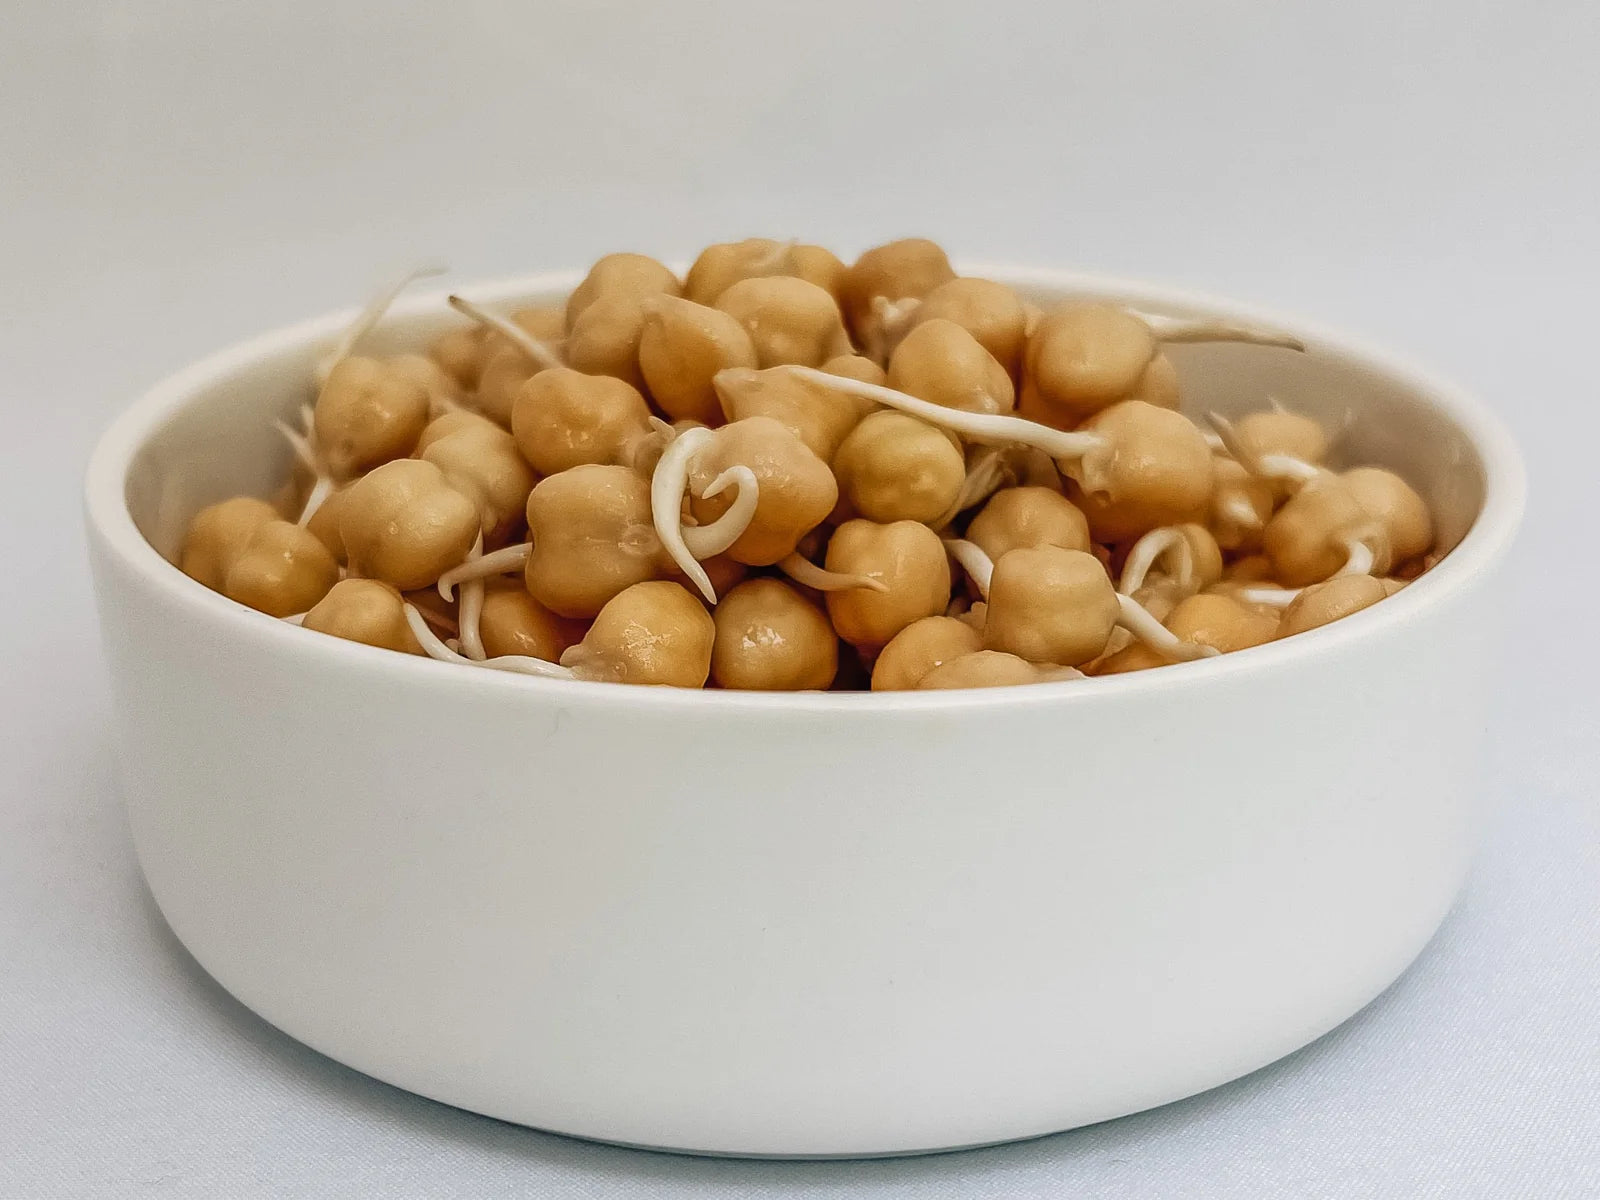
[3,2,1597,1195]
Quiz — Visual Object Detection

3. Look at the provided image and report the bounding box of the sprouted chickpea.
[824,519,951,649]
[839,238,956,359]
[560,580,715,687]
[1210,456,1275,552]
[833,411,966,524]
[447,294,564,426]
[714,275,852,369]
[886,318,1015,414]
[1341,467,1433,565]
[1277,574,1390,638]
[220,518,340,618]
[1095,592,1279,674]
[416,410,535,545]
[477,581,585,662]
[649,426,762,602]
[713,363,875,461]
[302,578,422,654]
[870,615,983,691]
[684,417,838,568]
[523,464,666,618]
[711,578,838,690]
[565,252,681,329]
[638,295,759,425]
[916,650,1082,690]
[180,496,281,591]
[1262,474,1390,587]
[340,458,482,591]
[965,486,1090,561]
[510,366,657,475]
[907,277,1029,379]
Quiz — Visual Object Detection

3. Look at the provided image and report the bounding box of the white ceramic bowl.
[86,267,1523,1158]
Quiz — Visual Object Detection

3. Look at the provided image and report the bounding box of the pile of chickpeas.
[178,238,1438,691]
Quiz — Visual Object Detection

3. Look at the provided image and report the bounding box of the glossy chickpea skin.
[839,238,956,351]
[417,411,536,545]
[908,277,1028,378]
[340,458,481,591]
[683,238,791,306]
[965,486,1091,560]
[887,318,1015,414]
[475,344,544,427]
[1096,592,1278,674]
[984,545,1120,666]
[511,367,655,475]
[565,292,652,391]
[713,275,852,368]
[478,582,585,661]
[1021,303,1156,428]
[302,578,422,653]
[1263,476,1386,587]
[180,496,281,590]
[713,361,878,461]
[523,464,663,618]
[1278,574,1389,638]
[564,253,681,329]
[222,519,340,617]
[1342,467,1433,564]
[711,578,838,690]
[870,615,983,691]
[687,417,838,565]
[832,411,965,524]
[824,519,951,648]
[916,650,1058,690]
[1068,401,1216,542]
[637,295,759,425]
[561,580,714,687]
[313,356,431,479]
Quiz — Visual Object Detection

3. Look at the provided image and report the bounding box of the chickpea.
[687,417,838,565]
[833,411,965,524]
[839,238,956,353]
[824,519,951,648]
[1117,523,1223,599]
[965,486,1090,560]
[638,295,758,425]
[683,238,794,305]
[789,244,848,300]
[222,519,339,617]
[340,458,481,591]
[1232,407,1329,469]
[1130,353,1181,409]
[561,580,714,687]
[388,352,466,411]
[1342,466,1433,564]
[887,318,1014,414]
[908,277,1028,379]
[984,546,1121,666]
[312,356,430,480]
[302,578,422,654]
[1096,592,1278,674]
[916,650,1063,690]
[417,410,535,545]
[478,581,585,662]
[564,252,681,330]
[431,307,562,399]
[303,484,350,561]
[710,578,838,690]
[511,367,656,475]
[475,344,543,427]
[1278,574,1389,638]
[523,464,663,618]
[430,325,489,391]
[714,275,852,368]
[1210,456,1275,552]
[1263,475,1388,587]
[1068,401,1216,542]
[870,615,983,691]
[713,363,876,461]
[565,292,652,391]
[180,496,281,591]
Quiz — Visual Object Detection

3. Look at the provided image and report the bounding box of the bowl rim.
[84,264,1527,714]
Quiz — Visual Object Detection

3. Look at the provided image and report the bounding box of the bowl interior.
[119,270,1490,574]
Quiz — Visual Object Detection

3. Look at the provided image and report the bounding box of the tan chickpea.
[523,464,663,618]
[478,581,585,661]
[687,417,838,565]
[475,344,542,427]
[1225,554,1275,583]
[565,292,651,391]
[833,411,965,524]
[386,352,466,411]
[1021,304,1156,428]
[965,486,1091,560]
[302,578,422,654]
[886,318,1014,414]
[710,578,838,690]
[713,275,852,368]
[683,238,792,305]
[303,484,350,562]
[429,324,489,391]
[638,295,759,424]
[839,238,956,351]
[870,615,983,691]
[1068,401,1216,542]
[417,411,535,545]
[916,650,1055,690]
[983,545,1120,666]
[820,353,887,386]
[1233,408,1329,468]
[179,496,281,591]
[510,367,655,475]
[908,277,1028,378]
[1342,467,1433,564]
[503,305,567,347]
[1131,353,1181,409]
[564,252,681,330]
[789,244,848,300]
[824,519,951,648]
[340,458,482,591]
[1277,574,1389,638]
[561,580,714,687]
[713,362,876,461]
[312,356,430,480]
[1096,592,1278,674]
[1263,475,1387,587]
[1210,456,1275,552]
[222,519,339,617]
[1119,522,1224,596]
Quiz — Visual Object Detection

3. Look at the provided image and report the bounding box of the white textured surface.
[2,1,1596,1195]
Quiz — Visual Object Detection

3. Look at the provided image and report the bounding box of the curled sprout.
[649,426,761,603]
[446,293,564,371]
[317,263,449,384]
[436,541,533,601]
[1119,526,1198,596]
[776,553,889,593]
[1115,594,1220,662]
[1126,308,1306,352]
[943,538,995,600]
[780,366,1103,462]
[403,604,572,679]
[1208,411,1320,487]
